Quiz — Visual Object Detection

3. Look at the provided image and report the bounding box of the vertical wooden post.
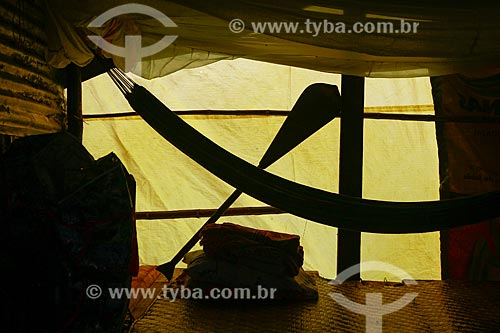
[337,75,364,280]
[432,76,450,280]
[0,135,13,155]
[66,63,83,142]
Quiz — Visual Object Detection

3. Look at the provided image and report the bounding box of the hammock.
[107,68,500,234]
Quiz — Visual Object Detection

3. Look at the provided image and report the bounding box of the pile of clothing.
[178,222,318,301]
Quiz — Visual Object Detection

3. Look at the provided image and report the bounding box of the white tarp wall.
[82,58,440,281]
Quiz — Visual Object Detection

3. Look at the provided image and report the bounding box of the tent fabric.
[106,69,500,234]
[44,0,500,79]
[82,59,440,280]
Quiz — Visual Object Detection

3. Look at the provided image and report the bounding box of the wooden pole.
[135,206,285,220]
[83,111,500,124]
[66,63,83,142]
[337,75,364,280]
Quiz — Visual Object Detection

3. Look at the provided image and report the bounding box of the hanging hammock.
[107,68,500,234]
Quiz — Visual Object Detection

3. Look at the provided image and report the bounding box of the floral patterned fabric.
[0,132,136,333]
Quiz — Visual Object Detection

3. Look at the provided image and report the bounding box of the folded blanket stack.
[180,222,318,301]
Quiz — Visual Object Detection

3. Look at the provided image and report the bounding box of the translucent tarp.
[82,58,440,280]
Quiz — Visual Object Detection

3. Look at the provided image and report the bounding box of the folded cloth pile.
[179,222,318,301]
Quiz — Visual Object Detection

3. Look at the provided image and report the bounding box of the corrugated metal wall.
[0,0,66,136]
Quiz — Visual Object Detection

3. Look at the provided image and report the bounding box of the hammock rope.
[106,68,500,234]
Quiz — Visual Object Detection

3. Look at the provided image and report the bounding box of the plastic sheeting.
[433,74,500,280]
[82,58,440,280]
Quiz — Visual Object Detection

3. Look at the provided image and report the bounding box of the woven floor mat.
[129,276,500,332]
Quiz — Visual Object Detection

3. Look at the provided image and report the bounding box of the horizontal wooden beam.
[135,206,286,220]
[83,110,290,119]
[83,111,500,123]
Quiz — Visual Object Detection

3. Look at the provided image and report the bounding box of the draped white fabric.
[45,0,500,78]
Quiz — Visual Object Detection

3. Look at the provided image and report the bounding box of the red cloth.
[447,219,500,279]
